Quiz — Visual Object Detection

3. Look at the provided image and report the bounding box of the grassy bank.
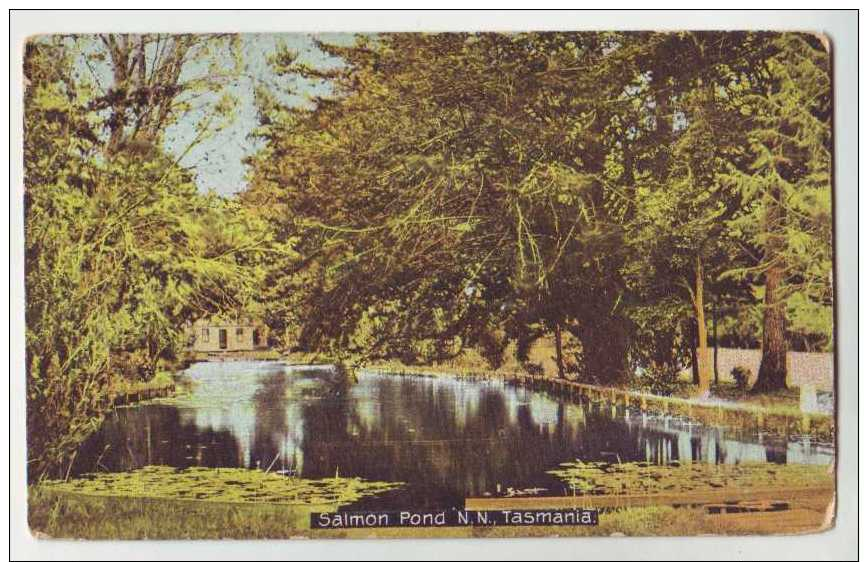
[28,488,317,540]
[28,488,733,539]
[693,383,801,410]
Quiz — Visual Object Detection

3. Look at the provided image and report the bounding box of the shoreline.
[28,488,822,539]
[360,364,834,441]
[109,373,177,407]
[176,356,833,440]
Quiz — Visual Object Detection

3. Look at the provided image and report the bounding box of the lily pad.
[40,465,402,507]
[547,461,833,496]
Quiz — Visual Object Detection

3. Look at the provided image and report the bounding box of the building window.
[236,327,244,337]
[253,329,261,346]
[201,327,210,343]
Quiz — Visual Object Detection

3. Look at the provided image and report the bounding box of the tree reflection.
[72,362,834,509]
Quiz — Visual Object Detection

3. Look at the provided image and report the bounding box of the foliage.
[718,33,832,391]
[628,300,690,394]
[23,31,834,480]
[243,33,641,381]
[242,31,832,392]
[635,365,684,397]
[24,36,269,480]
[731,366,752,391]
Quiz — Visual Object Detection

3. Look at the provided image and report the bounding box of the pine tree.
[722,33,832,392]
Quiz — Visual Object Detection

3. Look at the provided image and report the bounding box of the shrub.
[637,362,682,396]
[731,366,752,391]
[477,328,509,370]
[523,362,545,377]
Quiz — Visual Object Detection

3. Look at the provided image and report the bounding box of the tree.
[24,35,267,479]
[79,33,242,156]
[244,33,647,382]
[720,33,832,392]
[243,31,832,395]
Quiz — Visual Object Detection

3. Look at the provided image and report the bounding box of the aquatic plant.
[39,465,401,507]
[547,461,833,496]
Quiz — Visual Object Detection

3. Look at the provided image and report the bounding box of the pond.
[72,361,834,510]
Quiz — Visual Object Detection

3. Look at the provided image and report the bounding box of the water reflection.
[73,361,834,509]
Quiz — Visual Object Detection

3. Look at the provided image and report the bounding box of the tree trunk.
[754,262,788,392]
[689,320,699,385]
[553,321,565,379]
[712,296,719,386]
[753,189,789,393]
[692,256,711,393]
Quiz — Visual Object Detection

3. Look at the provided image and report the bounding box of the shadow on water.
[72,361,834,510]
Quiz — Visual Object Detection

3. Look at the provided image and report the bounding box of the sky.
[163,33,351,196]
[73,33,352,196]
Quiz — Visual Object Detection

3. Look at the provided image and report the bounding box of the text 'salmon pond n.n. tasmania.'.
[23,30,835,540]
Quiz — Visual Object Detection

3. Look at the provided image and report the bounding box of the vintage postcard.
[22,28,837,542]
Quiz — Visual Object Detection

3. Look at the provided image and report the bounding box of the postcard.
[21,28,837,542]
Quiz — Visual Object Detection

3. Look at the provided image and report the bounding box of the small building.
[187,316,269,353]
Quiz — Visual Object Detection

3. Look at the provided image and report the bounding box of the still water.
[73,361,834,509]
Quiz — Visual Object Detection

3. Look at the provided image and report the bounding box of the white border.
[8,9,859,561]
